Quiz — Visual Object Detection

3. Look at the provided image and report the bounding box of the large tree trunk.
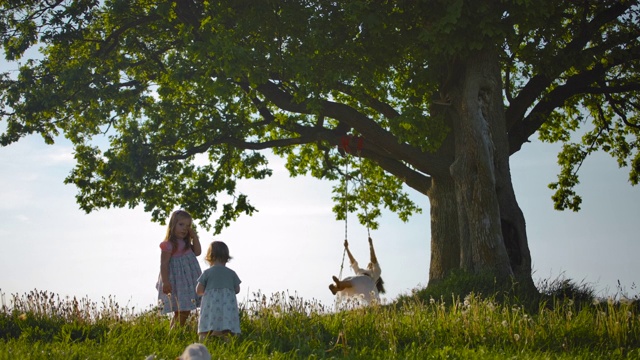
[427,174,460,283]
[481,50,535,289]
[445,49,514,280]
[486,59,535,288]
[416,50,535,290]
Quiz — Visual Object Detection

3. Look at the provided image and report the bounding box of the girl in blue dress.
[196,240,241,341]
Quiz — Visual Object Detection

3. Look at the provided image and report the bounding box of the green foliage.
[397,270,541,312]
[0,0,638,230]
[1,286,639,359]
[537,274,597,306]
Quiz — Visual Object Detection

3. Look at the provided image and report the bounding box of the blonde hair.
[205,241,232,266]
[163,210,194,252]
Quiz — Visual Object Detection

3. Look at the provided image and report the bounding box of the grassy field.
[1,274,639,359]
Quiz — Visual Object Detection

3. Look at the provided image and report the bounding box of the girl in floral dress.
[196,241,241,341]
[156,210,202,328]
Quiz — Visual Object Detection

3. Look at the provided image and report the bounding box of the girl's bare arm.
[196,282,205,296]
[368,237,378,264]
[190,227,202,256]
[344,239,356,264]
[160,250,172,293]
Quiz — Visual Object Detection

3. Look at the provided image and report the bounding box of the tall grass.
[1,279,639,359]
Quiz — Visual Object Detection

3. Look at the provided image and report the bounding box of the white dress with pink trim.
[156,239,202,314]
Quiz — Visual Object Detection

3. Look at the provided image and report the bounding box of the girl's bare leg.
[329,276,353,294]
[171,311,191,328]
[177,311,190,325]
[200,330,231,342]
[214,330,231,342]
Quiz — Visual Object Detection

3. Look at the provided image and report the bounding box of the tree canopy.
[1,0,638,283]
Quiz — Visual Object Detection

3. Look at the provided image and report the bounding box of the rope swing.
[338,159,349,280]
[337,135,370,280]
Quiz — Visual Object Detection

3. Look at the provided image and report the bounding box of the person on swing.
[329,237,385,303]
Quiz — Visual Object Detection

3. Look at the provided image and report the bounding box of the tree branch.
[505,1,633,132]
[508,65,607,154]
[359,148,432,195]
[255,81,451,177]
[601,84,640,130]
[97,15,162,57]
[508,44,640,154]
[158,136,314,161]
[333,82,401,120]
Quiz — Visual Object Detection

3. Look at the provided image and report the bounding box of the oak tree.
[1,0,638,288]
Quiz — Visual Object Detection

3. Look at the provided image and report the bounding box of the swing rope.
[337,135,371,280]
[359,155,372,239]
[338,159,348,280]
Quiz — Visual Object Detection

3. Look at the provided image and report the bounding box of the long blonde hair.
[163,210,194,253]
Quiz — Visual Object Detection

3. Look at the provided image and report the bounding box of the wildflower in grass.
[514,334,520,342]
[502,320,508,327]
[429,297,435,305]
[18,313,27,321]
[486,301,495,312]
[463,294,472,308]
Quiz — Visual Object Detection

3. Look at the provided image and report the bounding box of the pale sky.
[1,128,638,311]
